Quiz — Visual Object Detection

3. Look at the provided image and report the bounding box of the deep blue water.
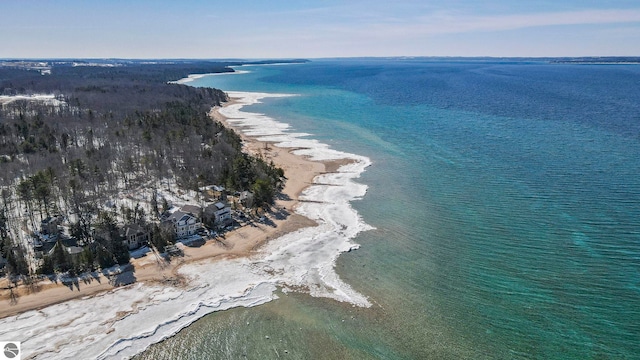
[139,60,640,359]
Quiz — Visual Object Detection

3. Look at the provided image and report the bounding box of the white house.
[166,211,201,238]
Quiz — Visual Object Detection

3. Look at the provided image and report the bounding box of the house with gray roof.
[120,224,149,250]
[165,211,201,238]
[204,202,232,228]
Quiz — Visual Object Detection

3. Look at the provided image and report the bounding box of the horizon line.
[2,55,640,61]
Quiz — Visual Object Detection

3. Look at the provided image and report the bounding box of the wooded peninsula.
[0,59,304,285]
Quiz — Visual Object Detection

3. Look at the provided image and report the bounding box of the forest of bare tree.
[0,60,290,278]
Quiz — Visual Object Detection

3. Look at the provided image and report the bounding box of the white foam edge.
[0,90,374,359]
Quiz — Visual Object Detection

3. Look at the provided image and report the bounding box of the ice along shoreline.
[217,90,374,305]
[0,86,374,359]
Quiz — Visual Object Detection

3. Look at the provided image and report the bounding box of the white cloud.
[421,9,640,34]
[256,8,640,44]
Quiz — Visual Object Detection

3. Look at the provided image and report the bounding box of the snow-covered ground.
[0,94,66,107]
[0,91,373,359]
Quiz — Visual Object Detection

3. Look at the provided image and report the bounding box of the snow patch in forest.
[0,94,66,107]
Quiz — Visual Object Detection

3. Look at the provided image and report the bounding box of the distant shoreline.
[550,61,640,65]
[168,70,251,84]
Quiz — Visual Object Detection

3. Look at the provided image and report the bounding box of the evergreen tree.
[95,211,130,266]
[96,244,115,268]
[52,239,70,272]
[150,224,173,253]
[4,238,30,277]
[79,246,95,272]
[38,255,54,275]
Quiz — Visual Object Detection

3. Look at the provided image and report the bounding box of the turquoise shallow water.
[137,60,640,359]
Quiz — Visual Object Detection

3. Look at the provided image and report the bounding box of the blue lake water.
[137,59,640,359]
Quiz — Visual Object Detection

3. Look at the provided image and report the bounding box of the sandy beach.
[0,98,333,319]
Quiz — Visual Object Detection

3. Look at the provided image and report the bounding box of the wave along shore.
[0,90,373,359]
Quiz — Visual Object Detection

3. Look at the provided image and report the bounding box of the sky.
[2,0,640,59]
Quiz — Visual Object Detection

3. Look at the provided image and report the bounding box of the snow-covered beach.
[0,90,373,359]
